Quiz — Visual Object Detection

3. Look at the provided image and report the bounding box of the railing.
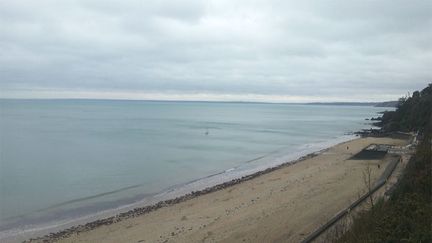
[301,156,401,243]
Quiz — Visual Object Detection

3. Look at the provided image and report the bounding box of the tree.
[362,162,374,208]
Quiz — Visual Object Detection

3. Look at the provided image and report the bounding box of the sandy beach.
[21,136,405,243]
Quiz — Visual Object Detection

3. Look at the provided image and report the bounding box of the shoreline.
[13,136,358,243]
[1,99,388,243]
[50,136,409,243]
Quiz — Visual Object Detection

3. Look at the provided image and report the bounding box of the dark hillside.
[378,83,432,132]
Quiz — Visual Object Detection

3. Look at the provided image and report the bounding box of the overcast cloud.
[0,0,431,102]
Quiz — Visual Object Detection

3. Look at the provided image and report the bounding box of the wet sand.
[33,137,408,243]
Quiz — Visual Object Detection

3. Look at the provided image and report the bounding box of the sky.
[0,0,431,102]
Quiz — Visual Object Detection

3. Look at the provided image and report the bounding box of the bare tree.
[362,162,374,208]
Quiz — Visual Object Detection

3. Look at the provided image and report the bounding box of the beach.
[23,136,408,243]
[2,0,428,241]
[1,100,387,238]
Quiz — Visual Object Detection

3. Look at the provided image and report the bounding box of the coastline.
[5,135,410,243]
[1,99,388,243]
[53,136,408,243]
[2,135,356,243]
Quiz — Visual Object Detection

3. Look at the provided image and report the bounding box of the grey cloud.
[0,0,431,101]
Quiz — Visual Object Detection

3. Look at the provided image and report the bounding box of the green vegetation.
[379,83,432,132]
[336,83,432,242]
[337,131,431,242]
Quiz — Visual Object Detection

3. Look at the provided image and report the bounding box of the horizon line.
[0,97,395,105]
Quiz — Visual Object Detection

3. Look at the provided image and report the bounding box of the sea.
[0,99,387,239]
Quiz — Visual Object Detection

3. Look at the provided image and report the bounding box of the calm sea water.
[0,99,385,235]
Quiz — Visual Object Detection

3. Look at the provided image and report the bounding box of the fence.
[301,156,401,243]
